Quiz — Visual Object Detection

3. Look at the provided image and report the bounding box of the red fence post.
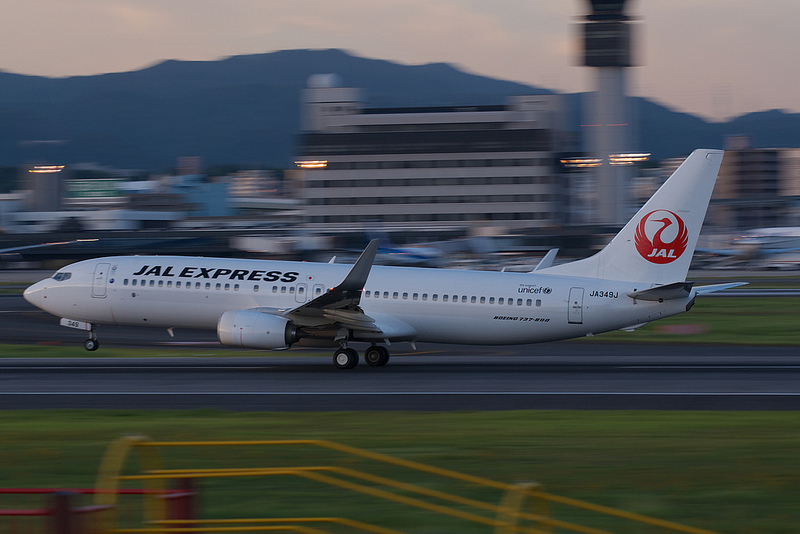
[164,478,196,530]
[51,492,75,534]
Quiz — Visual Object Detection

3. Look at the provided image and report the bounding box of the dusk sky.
[2,1,798,121]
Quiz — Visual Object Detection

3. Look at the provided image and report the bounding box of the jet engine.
[217,310,299,349]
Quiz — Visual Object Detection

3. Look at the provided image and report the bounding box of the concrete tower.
[580,0,635,225]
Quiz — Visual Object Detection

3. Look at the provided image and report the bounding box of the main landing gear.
[333,344,390,370]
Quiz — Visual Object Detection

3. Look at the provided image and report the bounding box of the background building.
[710,140,800,230]
[294,77,568,241]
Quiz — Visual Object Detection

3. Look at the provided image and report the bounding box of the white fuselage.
[24,255,691,346]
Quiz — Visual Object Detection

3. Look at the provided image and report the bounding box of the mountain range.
[1,48,798,171]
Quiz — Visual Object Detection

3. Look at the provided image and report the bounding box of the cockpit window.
[53,272,72,282]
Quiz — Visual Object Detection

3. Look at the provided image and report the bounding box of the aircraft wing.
[277,238,416,341]
[287,238,379,321]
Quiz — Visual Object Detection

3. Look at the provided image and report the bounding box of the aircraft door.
[92,263,111,298]
[295,283,308,303]
[568,287,584,324]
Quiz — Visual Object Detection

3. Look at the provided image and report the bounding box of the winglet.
[285,239,380,317]
[338,239,380,292]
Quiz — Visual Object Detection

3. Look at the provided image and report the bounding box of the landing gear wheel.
[84,338,99,351]
[364,345,390,367]
[333,347,359,370]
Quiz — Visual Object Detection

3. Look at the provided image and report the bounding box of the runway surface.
[2,295,800,411]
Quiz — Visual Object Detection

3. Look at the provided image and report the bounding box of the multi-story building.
[293,78,567,240]
[712,145,798,229]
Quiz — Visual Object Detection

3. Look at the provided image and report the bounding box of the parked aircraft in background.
[356,231,446,267]
[24,150,743,368]
[698,227,800,270]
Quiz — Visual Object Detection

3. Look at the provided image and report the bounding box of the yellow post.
[94,435,166,533]
[495,482,551,534]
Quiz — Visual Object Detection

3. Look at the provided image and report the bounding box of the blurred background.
[2,0,799,271]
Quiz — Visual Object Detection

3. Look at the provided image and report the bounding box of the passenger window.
[216,283,221,290]
[498,297,504,304]
[123,279,129,286]
[489,297,495,304]
[158,280,163,288]
[462,296,468,303]
[195,282,201,289]
[402,292,408,300]
[392,292,399,299]
[471,296,477,304]
[176,281,181,288]
[225,283,231,290]
[536,299,541,307]
[413,293,418,300]
[480,297,486,304]
[234,284,240,291]
[205,283,211,290]
[272,286,278,293]
[254,285,259,293]
[383,291,389,298]
[365,291,371,298]
[443,295,449,302]
[526,299,532,306]
[167,281,172,288]
[432,294,438,301]
[517,299,523,306]
[281,286,287,293]
[132,279,137,287]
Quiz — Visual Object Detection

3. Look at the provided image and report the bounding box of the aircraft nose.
[23,280,49,309]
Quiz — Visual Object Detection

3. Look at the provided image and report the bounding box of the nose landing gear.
[84,327,99,351]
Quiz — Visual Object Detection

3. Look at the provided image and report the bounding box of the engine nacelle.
[217,310,298,349]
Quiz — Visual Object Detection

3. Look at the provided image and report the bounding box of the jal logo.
[634,209,688,264]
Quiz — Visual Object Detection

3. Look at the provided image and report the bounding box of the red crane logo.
[634,209,689,264]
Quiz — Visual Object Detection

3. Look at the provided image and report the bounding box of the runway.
[2,295,800,411]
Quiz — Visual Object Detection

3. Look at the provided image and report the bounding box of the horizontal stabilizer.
[695,282,748,295]
[628,282,693,301]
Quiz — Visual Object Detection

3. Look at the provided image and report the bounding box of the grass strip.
[595,297,800,345]
[0,410,798,533]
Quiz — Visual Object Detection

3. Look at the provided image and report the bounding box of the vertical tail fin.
[541,149,724,284]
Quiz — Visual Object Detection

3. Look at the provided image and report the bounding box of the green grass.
[0,344,326,359]
[595,297,800,345]
[1,411,799,533]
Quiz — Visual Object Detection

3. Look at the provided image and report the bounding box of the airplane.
[368,232,445,267]
[697,227,800,270]
[24,149,745,369]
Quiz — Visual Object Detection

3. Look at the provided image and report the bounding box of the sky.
[1,0,798,122]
